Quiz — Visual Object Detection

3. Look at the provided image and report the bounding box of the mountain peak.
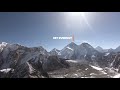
[80,43,93,49]
[95,46,103,50]
[50,48,61,56]
[67,42,77,47]
[81,42,90,45]
[0,42,8,46]
[69,42,75,44]
[95,46,104,53]
[51,48,60,52]
[52,48,57,50]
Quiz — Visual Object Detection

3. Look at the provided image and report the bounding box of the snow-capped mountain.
[72,43,100,61]
[59,42,100,61]
[0,42,49,69]
[1,41,120,78]
[60,42,78,59]
[0,42,8,51]
[107,48,114,52]
[95,46,104,53]
[0,42,70,78]
[49,48,61,56]
[78,43,98,56]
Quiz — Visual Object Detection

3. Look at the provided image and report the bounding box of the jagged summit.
[50,48,61,56]
[51,48,59,51]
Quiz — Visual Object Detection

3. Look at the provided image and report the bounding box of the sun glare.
[65,12,93,30]
[68,12,85,17]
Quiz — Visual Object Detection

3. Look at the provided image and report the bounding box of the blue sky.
[0,12,120,51]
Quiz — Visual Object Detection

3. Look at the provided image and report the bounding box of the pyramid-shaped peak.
[80,43,94,49]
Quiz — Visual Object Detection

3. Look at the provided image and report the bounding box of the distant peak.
[80,43,94,49]
[52,48,57,51]
[1,42,8,45]
[81,42,91,46]
[96,46,103,49]
[69,42,75,44]
[53,48,57,50]
[0,42,8,47]
[96,46,101,48]
[68,42,76,45]
[67,42,77,47]
[51,48,60,51]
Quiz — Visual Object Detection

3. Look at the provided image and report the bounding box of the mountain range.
[0,42,120,78]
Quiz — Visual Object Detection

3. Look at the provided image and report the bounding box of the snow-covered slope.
[78,43,98,56]
[1,42,120,78]
[59,42,100,61]
[60,42,78,59]
[0,42,8,51]
[0,42,49,69]
[49,48,61,56]
[0,42,70,78]
[95,46,104,53]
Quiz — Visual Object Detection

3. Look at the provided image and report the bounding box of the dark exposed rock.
[112,53,120,69]
[0,59,49,78]
[43,56,70,72]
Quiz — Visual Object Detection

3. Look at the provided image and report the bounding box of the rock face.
[104,52,120,73]
[0,42,50,78]
[0,42,70,78]
[43,56,70,72]
[111,53,120,69]
[10,60,49,78]
[0,43,49,69]
[95,46,104,53]
[49,48,61,56]
[60,42,100,61]
[60,42,78,59]
[0,55,49,78]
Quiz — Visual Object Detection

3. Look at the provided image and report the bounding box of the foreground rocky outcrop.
[110,52,120,73]
[0,58,49,78]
